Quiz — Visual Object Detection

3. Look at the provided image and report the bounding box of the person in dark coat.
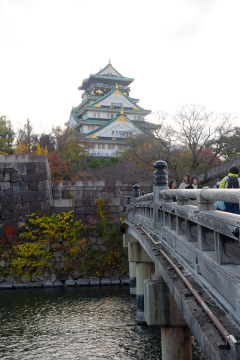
[185,175,202,189]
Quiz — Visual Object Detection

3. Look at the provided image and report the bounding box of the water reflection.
[0,287,205,359]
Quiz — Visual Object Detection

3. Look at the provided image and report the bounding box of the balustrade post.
[123,234,138,296]
[153,160,168,231]
[133,184,140,218]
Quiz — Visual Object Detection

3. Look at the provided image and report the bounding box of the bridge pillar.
[128,242,153,323]
[124,234,138,296]
[144,279,192,360]
[136,262,151,323]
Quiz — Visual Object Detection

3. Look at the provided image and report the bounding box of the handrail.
[160,188,240,203]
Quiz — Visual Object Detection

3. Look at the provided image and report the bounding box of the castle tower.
[68,61,157,157]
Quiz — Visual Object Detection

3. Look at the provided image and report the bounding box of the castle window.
[102,144,105,149]
[107,114,110,119]
[138,116,140,120]
[97,113,100,118]
[112,131,114,135]
[93,113,96,118]
[108,144,114,150]
[116,131,118,135]
[98,144,101,149]
[111,114,114,119]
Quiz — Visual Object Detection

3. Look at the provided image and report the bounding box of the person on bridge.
[179,173,191,189]
[168,179,177,202]
[219,165,240,214]
[185,176,202,189]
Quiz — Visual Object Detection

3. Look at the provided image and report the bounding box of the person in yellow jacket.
[219,165,240,214]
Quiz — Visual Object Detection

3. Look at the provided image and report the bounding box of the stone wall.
[0,154,52,227]
[0,155,152,286]
[51,181,152,224]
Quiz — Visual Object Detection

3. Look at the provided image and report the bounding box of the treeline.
[1,104,240,184]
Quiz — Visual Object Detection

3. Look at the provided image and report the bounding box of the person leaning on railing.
[219,165,240,215]
[185,175,202,190]
[179,173,191,189]
[168,179,177,202]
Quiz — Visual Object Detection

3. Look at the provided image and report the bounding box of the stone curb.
[0,277,130,290]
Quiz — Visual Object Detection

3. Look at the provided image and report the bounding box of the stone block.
[23,172,49,182]
[39,180,50,190]
[43,280,54,287]
[2,211,12,219]
[4,173,11,181]
[62,241,70,248]
[0,182,10,190]
[76,207,95,215]
[11,173,22,182]
[65,279,76,286]
[75,278,90,286]
[41,200,51,210]
[24,283,35,288]
[22,192,38,202]
[35,281,44,287]
[101,278,112,286]
[74,198,96,207]
[13,163,26,172]
[1,282,13,289]
[51,243,62,251]
[0,190,3,197]
[21,183,28,192]
[4,188,13,196]
[73,215,87,223]
[90,277,100,286]
[50,274,57,281]
[53,199,73,207]
[0,195,13,205]
[53,280,63,287]
[14,203,23,210]
[120,277,130,285]
[12,186,20,194]
[89,237,97,244]
[26,163,36,171]
[0,174,3,182]
[13,281,24,289]
[54,251,64,258]
[57,272,69,281]
[36,163,47,172]
[13,193,22,203]
[29,201,41,211]
[52,207,75,214]
[111,277,120,285]
[29,182,39,191]
[12,210,21,220]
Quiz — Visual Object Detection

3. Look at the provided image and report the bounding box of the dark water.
[0,287,206,360]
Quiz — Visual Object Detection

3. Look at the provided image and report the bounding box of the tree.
[38,133,56,152]
[16,118,38,152]
[0,115,14,154]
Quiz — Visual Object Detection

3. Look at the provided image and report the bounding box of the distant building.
[68,60,157,157]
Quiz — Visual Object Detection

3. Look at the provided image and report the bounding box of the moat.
[0,287,205,359]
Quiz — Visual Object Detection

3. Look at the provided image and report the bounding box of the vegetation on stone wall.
[0,200,128,280]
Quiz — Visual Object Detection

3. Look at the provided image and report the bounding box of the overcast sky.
[0,0,240,134]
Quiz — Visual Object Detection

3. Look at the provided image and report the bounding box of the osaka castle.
[68,60,158,157]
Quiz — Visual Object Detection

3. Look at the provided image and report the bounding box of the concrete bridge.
[122,160,240,360]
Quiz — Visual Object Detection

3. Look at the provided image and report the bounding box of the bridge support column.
[128,242,153,323]
[144,278,192,360]
[136,262,151,323]
[123,234,137,296]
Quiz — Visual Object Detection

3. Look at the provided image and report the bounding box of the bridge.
[122,160,240,360]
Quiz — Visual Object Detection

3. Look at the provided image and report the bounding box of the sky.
[0,0,240,134]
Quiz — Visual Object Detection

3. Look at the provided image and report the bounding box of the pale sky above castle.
[0,0,240,133]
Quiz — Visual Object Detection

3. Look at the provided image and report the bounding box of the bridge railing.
[124,161,240,313]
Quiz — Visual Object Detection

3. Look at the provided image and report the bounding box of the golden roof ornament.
[120,107,124,114]
[116,83,118,89]
[109,58,111,64]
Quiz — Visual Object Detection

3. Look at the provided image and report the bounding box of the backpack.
[225,176,240,189]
